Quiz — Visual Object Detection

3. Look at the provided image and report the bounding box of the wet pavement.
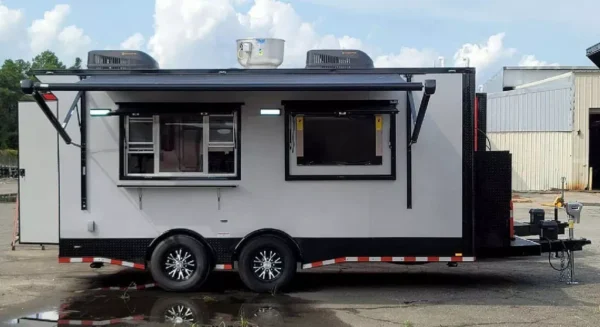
[2,194,600,326]
[2,270,350,327]
[6,290,341,326]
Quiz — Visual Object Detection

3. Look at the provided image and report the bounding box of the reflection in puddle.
[6,291,340,326]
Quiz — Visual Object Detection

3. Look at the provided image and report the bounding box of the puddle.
[5,290,348,326]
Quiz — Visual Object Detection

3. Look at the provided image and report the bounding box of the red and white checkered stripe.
[215,263,233,270]
[60,257,235,271]
[59,257,145,270]
[57,315,145,325]
[75,283,157,293]
[302,256,476,269]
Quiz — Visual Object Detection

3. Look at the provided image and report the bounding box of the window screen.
[298,115,382,166]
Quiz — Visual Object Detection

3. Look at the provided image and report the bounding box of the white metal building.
[484,67,600,191]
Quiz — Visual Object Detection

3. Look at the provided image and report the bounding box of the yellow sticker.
[375,115,383,131]
[296,116,304,131]
[258,49,264,56]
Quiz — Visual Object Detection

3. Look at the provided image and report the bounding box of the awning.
[25,73,425,92]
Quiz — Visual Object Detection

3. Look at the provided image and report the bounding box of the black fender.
[146,228,216,265]
[234,229,303,262]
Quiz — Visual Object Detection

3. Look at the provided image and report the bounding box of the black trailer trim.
[118,105,243,181]
[462,71,476,257]
[283,100,398,181]
[112,102,243,116]
[81,91,87,210]
[59,236,466,265]
[479,236,592,258]
[32,67,475,76]
[405,75,413,209]
[281,100,399,115]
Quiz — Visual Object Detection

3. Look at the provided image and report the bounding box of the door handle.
[19,169,25,177]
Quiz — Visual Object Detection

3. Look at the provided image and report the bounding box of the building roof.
[502,66,598,71]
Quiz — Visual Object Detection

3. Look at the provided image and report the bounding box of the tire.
[238,236,296,293]
[149,235,210,292]
[149,296,210,325]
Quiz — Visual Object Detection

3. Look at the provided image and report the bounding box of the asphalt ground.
[0,191,599,326]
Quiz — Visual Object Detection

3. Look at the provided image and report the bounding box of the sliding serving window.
[285,100,398,181]
[120,103,241,180]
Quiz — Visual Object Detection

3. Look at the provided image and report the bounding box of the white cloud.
[28,4,71,54]
[121,33,146,50]
[0,1,24,41]
[453,32,516,73]
[58,25,92,55]
[374,48,438,68]
[146,0,517,73]
[147,0,374,68]
[519,54,559,67]
[25,4,92,62]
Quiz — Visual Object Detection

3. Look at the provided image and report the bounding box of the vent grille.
[306,50,373,69]
[87,50,159,70]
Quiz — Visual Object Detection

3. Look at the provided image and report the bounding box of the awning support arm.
[27,88,73,145]
[62,91,83,129]
[408,79,436,146]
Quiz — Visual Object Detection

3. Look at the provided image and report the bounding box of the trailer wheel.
[238,236,296,293]
[149,235,210,292]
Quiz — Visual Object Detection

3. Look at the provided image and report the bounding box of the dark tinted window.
[298,115,382,166]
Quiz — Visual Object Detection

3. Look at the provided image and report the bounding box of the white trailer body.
[20,49,494,292]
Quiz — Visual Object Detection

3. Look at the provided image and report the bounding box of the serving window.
[285,100,397,180]
[119,103,241,180]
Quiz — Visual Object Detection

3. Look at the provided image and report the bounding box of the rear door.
[18,99,59,244]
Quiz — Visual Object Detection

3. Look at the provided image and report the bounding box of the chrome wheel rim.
[164,248,196,281]
[252,249,283,281]
[165,304,195,324]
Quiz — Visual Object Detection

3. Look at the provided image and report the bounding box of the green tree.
[69,57,82,69]
[0,50,68,149]
[0,59,31,148]
[30,50,66,71]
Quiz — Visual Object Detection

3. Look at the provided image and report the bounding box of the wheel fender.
[234,229,302,262]
[146,229,216,265]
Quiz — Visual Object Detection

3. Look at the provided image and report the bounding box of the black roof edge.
[31,67,476,76]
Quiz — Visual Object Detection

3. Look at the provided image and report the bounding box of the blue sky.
[1,0,599,84]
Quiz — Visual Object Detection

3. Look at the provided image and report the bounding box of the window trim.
[284,100,397,181]
[119,104,241,181]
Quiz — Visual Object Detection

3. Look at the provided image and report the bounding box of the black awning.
[27,73,423,92]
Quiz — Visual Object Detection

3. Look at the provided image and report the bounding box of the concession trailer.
[17,38,591,292]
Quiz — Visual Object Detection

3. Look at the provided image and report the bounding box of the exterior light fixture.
[90,108,113,116]
[260,109,281,116]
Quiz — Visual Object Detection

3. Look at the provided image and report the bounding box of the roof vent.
[236,38,285,69]
[305,49,374,69]
[86,50,159,70]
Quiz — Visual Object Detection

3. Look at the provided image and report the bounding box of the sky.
[1,0,599,84]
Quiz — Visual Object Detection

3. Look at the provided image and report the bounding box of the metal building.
[484,67,600,191]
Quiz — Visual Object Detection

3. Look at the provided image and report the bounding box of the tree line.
[0,50,82,150]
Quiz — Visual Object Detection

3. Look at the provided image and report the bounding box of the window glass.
[128,120,153,143]
[298,115,381,166]
[159,115,204,172]
[127,153,154,174]
[208,147,235,174]
[209,116,234,143]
